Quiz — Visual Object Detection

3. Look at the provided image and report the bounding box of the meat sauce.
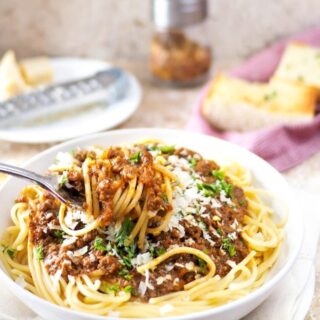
[27,145,249,300]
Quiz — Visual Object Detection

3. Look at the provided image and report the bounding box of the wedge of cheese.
[201,73,317,131]
[0,50,29,101]
[20,56,53,86]
[273,43,320,91]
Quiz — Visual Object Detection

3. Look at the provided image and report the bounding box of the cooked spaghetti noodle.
[0,142,284,317]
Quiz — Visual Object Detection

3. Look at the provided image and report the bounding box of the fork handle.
[0,162,66,203]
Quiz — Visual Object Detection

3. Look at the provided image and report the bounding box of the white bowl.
[0,129,302,320]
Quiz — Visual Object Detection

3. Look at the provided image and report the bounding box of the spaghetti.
[0,142,284,318]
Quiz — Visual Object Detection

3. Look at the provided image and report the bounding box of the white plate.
[0,58,142,143]
[0,129,303,320]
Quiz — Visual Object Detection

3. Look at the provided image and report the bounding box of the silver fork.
[0,162,83,208]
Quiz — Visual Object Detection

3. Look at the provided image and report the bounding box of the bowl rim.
[0,128,303,320]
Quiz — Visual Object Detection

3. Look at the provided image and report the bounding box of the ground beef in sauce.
[26,145,250,300]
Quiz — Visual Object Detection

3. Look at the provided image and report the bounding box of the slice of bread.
[20,56,53,86]
[0,50,29,101]
[273,43,320,90]
[201,74,317,131]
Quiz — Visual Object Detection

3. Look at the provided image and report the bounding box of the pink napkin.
[187,27,320,171]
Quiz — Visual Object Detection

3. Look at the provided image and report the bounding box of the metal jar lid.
[151,0,208,29]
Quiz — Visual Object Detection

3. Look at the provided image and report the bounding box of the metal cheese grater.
[0,67,128,127]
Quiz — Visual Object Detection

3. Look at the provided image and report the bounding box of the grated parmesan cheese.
[156,276,166,285]
[185,261,195,271]
[145,270,155,290]
[74,245,88,257]
[226,260,237,268]
[228,232,237,240]
[131,252,152,267]
[220,190,233,205]
[51,269,62,284]
[61,237,78,247]
[138,281,147,296]
[47,221,62,230]
[165,214,185,238]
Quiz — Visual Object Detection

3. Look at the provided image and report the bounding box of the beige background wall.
[0,0,319,61]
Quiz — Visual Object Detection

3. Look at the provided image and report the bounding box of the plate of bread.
[202,43,320,131]
[0,51,141,143]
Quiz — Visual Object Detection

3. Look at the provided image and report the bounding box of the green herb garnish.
[197,258,207,273]
[196,182,220,197]
[189,158,198,168]
[129,151,142,164]
[114,218,136,268]
[198,220,208,231]
[211,170,233,197]
[156,247,166,256]
[58,174,68,187]
[35,245,44,260]
[119,268,133,280]
[211,170,225,180]
[159,145,175,154]
[220,180,234,198]
[221,237,236,257]
[116,218,134,246]
[217,228,223,236]
[53,230,66,240]
[100,282,120,294]
[263,90,277,101]
[162,193,169,204]
[239,200,246,207]
[93,237,111,252]
[3,246,15,259]
[148,145,159,151]
[124,285,133,293]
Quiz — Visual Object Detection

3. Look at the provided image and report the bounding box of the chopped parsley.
[189,158,198,168]
[263,90,277,101]
[35,245,44,260]
[216,228,223,236]
[147,145,159,151]
[162,193,169,204]
[149,245,166,258]
[211,170,233,197]
[115,218,134,246]
[2,246,15,259]
[198,220,208,231]
[211,170,225,180]
[159,145,175,154]
[114,218,136,268]
[53,230,66,241]
[221,237,236,257]
[119,268,133,280]
[124,285,133,293]
[93,237,111,251]
[196,182,220,197]
[239,200,246,207]
[156,246,166,256]
[58,173,68,187]
[100,282,120,294]
[219,180,234,198]
[197,258,207,274]
[129,151,142,164]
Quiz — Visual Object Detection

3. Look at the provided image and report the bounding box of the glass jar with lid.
[149,0,212,87]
